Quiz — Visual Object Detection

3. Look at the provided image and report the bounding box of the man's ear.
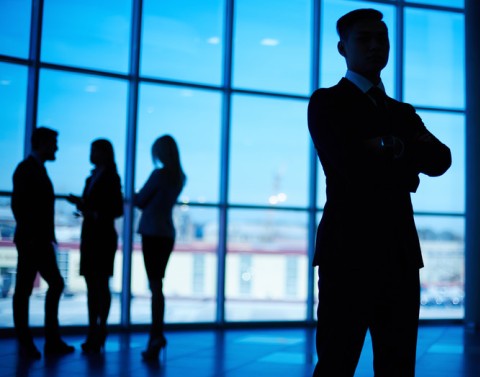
[337,41,346,57]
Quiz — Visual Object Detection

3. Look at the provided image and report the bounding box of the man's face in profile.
[42,137,58,161]
[340,19,390,80]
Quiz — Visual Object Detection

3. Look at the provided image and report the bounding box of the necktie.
[367,86,387,110]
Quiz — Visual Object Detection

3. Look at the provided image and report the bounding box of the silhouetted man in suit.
[308,9,451,377]
[11,127,74,359]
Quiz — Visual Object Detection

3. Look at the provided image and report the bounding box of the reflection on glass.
[404,8,465,109]
[131,206,218,324]
[42,0,131,73]
[37,69,128,195]
[230,95,309,206]
[225,209,308,321]
[413,111,465,213]
[233,0,311,95]
[0,197,16,327]
[141,0,224,85]
[416,215,464,319]
[137,84,222,204]
[0,63,27,191]
[321,0,396,95]
[0,0,31,58]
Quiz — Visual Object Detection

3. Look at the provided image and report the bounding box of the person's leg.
[98,276,111,344]
[84,275,99,343]
[13,243,39,348]
[37,243,65,343]
[142,236,173,360]
[142,236,173,340]
[37,244,74,355]
[314,269,369,377]
[370,268,420,377]
[149,278,164,339]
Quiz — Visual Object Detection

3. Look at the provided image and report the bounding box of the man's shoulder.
[14,156,36,175]
[387,96,416,114]
[310,78,357,98]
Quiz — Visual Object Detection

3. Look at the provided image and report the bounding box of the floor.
[1,325,480,376]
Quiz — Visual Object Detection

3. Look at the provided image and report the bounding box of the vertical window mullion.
[121,0,143,329]
[216,0,235,325]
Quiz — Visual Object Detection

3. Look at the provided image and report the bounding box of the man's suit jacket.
[11,155,56,245]
[308,78,452,272]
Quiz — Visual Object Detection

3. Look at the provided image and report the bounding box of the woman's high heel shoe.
[141,337,167,361]
[81,328,106,354]
[81,338,103,354]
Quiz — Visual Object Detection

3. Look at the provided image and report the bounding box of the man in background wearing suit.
[308,9,451,377]
[11,127,74,359]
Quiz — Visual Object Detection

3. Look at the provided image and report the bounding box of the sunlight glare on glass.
[84,85,98,93]
[180,89,194,97]
[207,36,220,44]
[260,38,280,46]
[269,193,288,205]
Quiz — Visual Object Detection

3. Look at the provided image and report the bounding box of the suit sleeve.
[308,89,399,190]
[307,89,450,192]
[401,104,452,177]
[134,171,160,209]
[11,164,35,227]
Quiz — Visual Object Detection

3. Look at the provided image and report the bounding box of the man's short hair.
[337,8,384,41]
[31,127,58,150]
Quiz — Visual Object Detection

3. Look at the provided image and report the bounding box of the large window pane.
[417,215,464,319]
[0,63,27,191]
[131,206,218,324]
[37,69,128,195]
[413,111,465,213]
[225,209,308,321]
[233,0,311,95]
[404,8,465,109]
[0,197,15,327]
[42,0,132,73]
[0,0,31,58]
[35,71,128,326]
[230,95,309,207]
[141,0,224,85]
[137,84,222,204]
[321,0,396,95]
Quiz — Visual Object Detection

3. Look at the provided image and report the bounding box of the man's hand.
[381,135,405,159]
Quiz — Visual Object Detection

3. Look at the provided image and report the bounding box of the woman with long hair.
[134,135,186,361]
[68,139,123,353]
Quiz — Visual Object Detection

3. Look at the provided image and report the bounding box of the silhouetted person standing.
[67,139,123,354]
[308,9,451,377]
[134,135,186,361]
[11,127,74,359]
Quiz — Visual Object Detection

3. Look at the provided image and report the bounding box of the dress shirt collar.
[30,151,45,167]
[345,70,385,94]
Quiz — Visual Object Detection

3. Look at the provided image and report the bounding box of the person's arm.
[308,89,400,189]
[11,163,35,224]
[134,170,160,209]
[400,104,452,177]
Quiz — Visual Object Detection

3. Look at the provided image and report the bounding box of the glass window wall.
[0,0,466,328]
[0,0,32,59]
[233,0,311,95]
[42,0,132,73]
[0,63,27,191]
